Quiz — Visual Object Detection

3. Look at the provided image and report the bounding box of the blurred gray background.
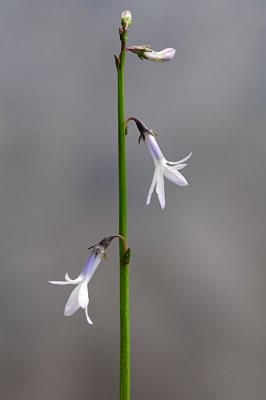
[1,1,266,399]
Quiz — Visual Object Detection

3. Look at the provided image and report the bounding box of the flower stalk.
[115,11,131,400]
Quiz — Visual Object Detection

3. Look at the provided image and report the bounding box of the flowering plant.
[50,10,190,400]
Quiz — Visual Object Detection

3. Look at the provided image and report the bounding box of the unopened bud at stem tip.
[121,10,132,29]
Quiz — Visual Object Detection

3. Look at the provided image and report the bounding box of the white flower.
[49,241,108,325]
[127,45,176,62]
[145,134,191,209]
[126,118,191,209]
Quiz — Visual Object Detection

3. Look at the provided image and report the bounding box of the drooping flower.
[127,45,176,62]
[49,236,116,325]
[126,117,191,209]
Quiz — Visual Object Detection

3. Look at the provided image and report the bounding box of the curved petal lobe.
[78,281,89,309]
[85,306,93,325]
[146,166,159,205]
[164,168,188,186]
[156,168,165,209]
[64,284,83,316]
[168,163,187,171]
[167,152,192,165]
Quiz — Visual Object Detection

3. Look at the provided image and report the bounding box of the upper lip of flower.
[49,245,107,325]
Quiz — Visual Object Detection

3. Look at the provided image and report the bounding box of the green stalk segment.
[116,29,130,400]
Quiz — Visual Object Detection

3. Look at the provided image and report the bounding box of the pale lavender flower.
[126,118,191,209]
[127,45,176,62]
[49,237,114,325]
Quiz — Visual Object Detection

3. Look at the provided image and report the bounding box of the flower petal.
[49,280,75,285]
[156,168,165,209]
[85,305,93,325]
[146,166,159,205]
[64,283,84,316]
[167,152,192,165]
[169,163,187,171]
[78,281,89,309]
[164,168,188,186]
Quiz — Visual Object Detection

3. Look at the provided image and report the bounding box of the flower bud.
[145,48,176,62]
[127,46,176,62]
[121,10,132,29]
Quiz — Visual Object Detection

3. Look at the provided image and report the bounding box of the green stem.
[116,30,130,400]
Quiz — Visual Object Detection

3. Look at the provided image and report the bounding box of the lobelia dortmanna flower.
[127,45,176,62]
[49,235,128,324]
[126,118,191,209]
